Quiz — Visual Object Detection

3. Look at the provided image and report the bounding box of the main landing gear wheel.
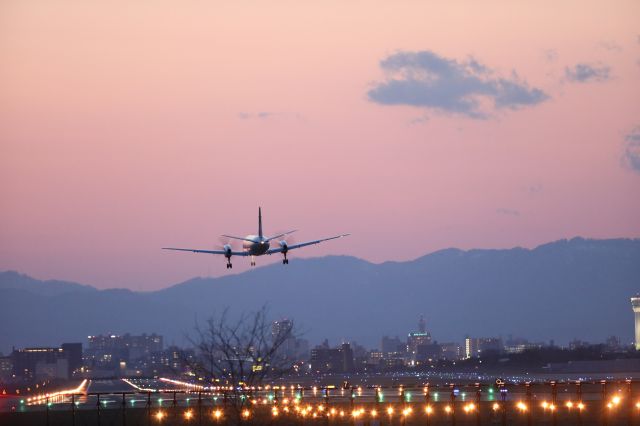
[282,259,289,264]
[226,259,232,269]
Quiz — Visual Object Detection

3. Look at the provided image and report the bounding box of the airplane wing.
[265,230,297,242]
[162,247,250,256]
[221,235,256,243]
[267,234,350,254]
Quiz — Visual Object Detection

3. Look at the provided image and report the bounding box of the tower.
[418,315,426,334]
[631,297,640,350]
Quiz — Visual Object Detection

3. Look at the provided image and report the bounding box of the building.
[632,296,640,350]
[407,316,433,360]
[0,356,13,381]
[11,343,82,380]
[61,343,83,374]
[271,319,309,362]
[310,343,354,373]
[418,314,427,333]
[408,332,432,357]
[381,336,404,354]
[464,337,503,358]
[272,319,293,341]
[439,343,462,360]
[86,333,163,366]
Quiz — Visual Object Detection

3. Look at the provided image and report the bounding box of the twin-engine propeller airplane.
[163,207,349,269]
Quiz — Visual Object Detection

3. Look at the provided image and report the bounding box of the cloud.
[238,111,277,120]
[543,49,558,63]
[367,51,548,119]
[623,127,640,174]
[598,40,621,52]
[564,63,610,83]
[408,115,429,125]
[496,208,520,217]
[526,184,543,195]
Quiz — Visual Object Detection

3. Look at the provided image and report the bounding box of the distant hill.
[1,238,639,354]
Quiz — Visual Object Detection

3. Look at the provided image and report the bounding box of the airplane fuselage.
[242,235,271,256]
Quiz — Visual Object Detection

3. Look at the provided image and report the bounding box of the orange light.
[517,402,527,411]
[425,405,433,414]
[242,409,250,418]
[444,405,452,413]
[155,411,165,421]
[371,409,378,417]
[492,403,500,411]
[578,402,585,410]
[566,401,573,409]
[213,409,222,420]
[184,410,193,420]
[387,407,394,415]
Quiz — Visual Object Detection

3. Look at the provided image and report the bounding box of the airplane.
[162,207,349,269]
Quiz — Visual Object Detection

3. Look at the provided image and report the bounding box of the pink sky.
[1,0,639,290]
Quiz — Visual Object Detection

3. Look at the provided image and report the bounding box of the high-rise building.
[381,336,404,354]
[272,319,293,341]
[310,343,354,373]
[11,343,81,379]
[408,332,432,356]
[631,296,640,350]
[418,315,426,333]
[86,333,163,365]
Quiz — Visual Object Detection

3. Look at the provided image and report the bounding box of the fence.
[1,379,638,425]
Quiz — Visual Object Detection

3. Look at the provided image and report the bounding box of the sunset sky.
[1,0,639,290]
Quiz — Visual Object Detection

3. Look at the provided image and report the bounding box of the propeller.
[273,231,296,252]
[217,236,234,256]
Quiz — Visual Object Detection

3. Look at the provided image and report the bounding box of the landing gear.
[251,256,256,267]
[282,253,289,265]
[226,258,232,269]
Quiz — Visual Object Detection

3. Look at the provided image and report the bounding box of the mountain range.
[1,237,639,355]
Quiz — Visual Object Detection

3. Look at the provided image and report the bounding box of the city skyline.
[1,0,639,289]
[1,237,639,354]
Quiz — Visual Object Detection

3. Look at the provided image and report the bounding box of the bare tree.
[185,306,296,423]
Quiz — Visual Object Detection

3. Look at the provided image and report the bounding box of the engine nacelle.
[279,240,289,253]
[223,244,232,257]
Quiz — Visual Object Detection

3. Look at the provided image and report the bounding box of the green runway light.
[489,388,494,394]
[19,399,24,404]
[405,392,412,402]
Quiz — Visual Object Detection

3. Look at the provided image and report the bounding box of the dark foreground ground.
[0,402,635,426]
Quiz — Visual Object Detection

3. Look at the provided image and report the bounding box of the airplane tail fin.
[258,207,263,238]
